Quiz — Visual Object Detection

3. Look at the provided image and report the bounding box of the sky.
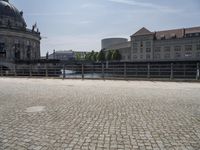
[11,0,200,56]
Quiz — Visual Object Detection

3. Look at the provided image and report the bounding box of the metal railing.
[0,61,200,80]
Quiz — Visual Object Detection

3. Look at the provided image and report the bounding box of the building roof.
[0,0,26,26]
[131,26,200,39]
[132,27,153,36]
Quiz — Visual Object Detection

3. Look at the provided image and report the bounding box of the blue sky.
[11,0,200,56]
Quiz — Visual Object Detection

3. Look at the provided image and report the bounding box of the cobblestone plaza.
[0,78,200,150]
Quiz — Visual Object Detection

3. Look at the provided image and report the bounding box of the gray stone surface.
[0,78,200,150]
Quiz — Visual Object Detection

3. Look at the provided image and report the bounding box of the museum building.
[0,0,41,62]
[102,26,200,62]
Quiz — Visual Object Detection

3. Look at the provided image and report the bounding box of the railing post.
[170,63,174,80]
[45,64,48,77]
[124,62,127,79]
[196,62,199,80]
[102,63,104,79]
[147,63,150,78]
[0,65,2,76]
[29,65,32,77]
[14,65,17,76]
[82,64,84,80]
[63,65,66,79]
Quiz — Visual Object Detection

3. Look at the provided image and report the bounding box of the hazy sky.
[11,0,200,56]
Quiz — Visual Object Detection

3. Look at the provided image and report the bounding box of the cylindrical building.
[0,0,41,62]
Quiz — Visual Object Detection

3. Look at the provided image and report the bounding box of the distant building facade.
[0,0,41,62]
[102,26,200,62]
[48,50,75,61]
[102,38,131,61]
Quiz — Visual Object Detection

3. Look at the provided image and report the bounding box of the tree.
[112,50,121,61]
[97,50,105,62]
[92,52,98,62]
[75,53,81,61]
[106,50,113,61]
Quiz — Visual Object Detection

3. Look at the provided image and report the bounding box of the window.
[133,49,137,53]
[133,42,138,48]
[140,55,143,59]
[0,43,5,52]
[146,48,151,53]
[155,47,161,52]
[146,41,151,47]
[140,41,143,48]
[185,45,192,51]
[154,54,161,59]
[27,46,31,59]
[196,52,200,58]
[0,42,6,58]
[146,54,151,59]
[197,44,200,51]
[175,52,181,58]
[133,42,138,53]
[164,46,170,52]
[164,53,170,59]
[133,55,137,59]
[140,48,143,53]
[185,52,192,57]
[14,43,20,60]
[174,46,181,52]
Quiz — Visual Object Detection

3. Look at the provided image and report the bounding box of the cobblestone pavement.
[0,78,200,150]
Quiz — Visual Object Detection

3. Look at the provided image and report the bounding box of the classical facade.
[0,0,41,63]
[131,27,200,62]
[102,26,200,62]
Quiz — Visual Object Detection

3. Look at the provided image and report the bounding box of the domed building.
[0,0,41,63]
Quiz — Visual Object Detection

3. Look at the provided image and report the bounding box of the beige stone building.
[102,26,200,62]
[0,0,41,62]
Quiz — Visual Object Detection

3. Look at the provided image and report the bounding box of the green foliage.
[106,50,113,61]
[84,51,99,62]
[92,52,99,62]
[97,50,105,62]
[112,50,121,61]
[75,53,81,61]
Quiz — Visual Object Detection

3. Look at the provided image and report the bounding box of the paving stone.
[0,78,200,149]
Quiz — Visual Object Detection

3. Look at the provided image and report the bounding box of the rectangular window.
[133,42,138,53]
[133,42,138,48]
[185,52,192,57]
[0,43,6,58]
[196,52,200,58]
[155,47,161,52]
[145,41,151,47]
[164,53,170,59]
[140,41,143,48]
[185,45,192,51]
[140,55,143,59]
[133,55,137,59]
[133,48,137,53]
[197,44,200,51]
[175,52,181,58]
[164,46,170,52]
[140,48,143,53]
[146,54,151,59]
[0,43,5,52]
[146,48,151,53]
[174,46,181,52]
[154,54,161,59]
